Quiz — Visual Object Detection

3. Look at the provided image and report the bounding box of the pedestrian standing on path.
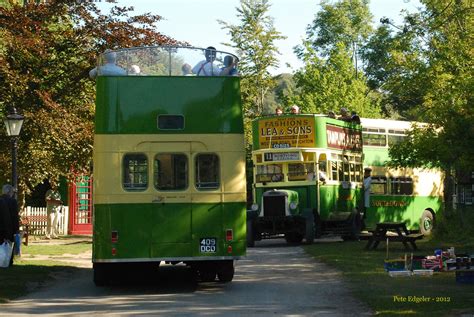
[1,184,19,266]
[45,182,62,239]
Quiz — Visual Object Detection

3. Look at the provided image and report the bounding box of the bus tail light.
[226,229,233,241]
[112,247,117,256]
[111,230,118,243]
[227,245,233,253]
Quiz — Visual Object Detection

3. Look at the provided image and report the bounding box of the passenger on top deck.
[290,105,300,114]
[351,111,361,124]
[339,107,351,121]
[220,55,238,76]
[89,50,127,79]
[193,46,221,76]
[181,63,193,76]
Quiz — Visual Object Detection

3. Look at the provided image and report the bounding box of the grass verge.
[22,239,91,256]
[304,238,474,317]
[0,260,83,303]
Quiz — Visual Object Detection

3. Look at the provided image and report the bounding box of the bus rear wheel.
[420,210,434,236]
[217,261,235,283]
[93,263,109,286]
[285,232,303,244]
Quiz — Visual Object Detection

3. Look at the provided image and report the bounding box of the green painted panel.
[364,195,443,230]
[95,76,243,134]
[93,202,246,261]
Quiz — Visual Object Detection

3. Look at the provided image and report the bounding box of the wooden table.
[365,222,424,250]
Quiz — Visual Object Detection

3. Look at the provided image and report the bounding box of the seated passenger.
[220,55,238,76]
[351,111,361,124]
[129,64,141,75]
[89,50,127,78]
[339,107,351,121]
[275,107,283,116]
[290,105,300,114]
[181,63,193,76]
[192,46,221,76]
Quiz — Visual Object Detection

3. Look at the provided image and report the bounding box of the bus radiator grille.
[263,195,286,218]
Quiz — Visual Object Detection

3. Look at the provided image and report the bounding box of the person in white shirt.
[192,46,221,76]
[363,167,372,215]
[89,50,127,78]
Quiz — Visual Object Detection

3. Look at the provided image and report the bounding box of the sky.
[97,0,422,75]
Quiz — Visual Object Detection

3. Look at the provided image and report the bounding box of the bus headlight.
[289,202,298,210]
[251,204,259,211]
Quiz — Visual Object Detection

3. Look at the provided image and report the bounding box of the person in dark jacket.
[1,184,19,266]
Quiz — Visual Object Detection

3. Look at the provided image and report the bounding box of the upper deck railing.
[92,46,239,77]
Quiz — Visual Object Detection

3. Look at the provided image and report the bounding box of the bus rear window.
[157,115,184,130]
[154,154,188,190]
[195,154,220,189]
[123,154,148,191]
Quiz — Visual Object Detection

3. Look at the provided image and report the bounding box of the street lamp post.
[3,108,25,200]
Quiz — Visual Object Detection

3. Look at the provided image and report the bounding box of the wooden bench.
[365,222,424,250]
[20,215,48,245]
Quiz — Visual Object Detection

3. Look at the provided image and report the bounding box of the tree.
[219,0,286,118]
[287,42,380,117]
[382,0,474,173]
[301,0,373,72]
[0,0,177,203]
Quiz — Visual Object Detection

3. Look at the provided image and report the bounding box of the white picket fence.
[22,206,69,236]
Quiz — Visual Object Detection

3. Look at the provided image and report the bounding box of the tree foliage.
[382,0,474,172]
[0,0,177,201]
[219,0,286,118]
[286,42,380,116]
[301,0,373,69]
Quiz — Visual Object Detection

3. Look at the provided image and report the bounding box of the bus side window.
[123,153,148,191]
[390,177,413,195]
[195,154,220,189]
[331,161,338,181]
[154,153,188,191]
[371,176,387,195]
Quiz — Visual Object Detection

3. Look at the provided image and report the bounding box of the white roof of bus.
[360,118,416,131]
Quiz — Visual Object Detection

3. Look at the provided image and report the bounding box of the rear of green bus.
[92,46,246,285]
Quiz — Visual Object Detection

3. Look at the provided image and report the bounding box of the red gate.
[68,175,93,235]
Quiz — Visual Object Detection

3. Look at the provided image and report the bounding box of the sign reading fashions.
[258,117,316,149]
[326,124,362,152]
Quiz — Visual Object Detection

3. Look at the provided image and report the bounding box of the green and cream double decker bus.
[92,46,246,285]
[248,114,364,245]
[361,118,443,235]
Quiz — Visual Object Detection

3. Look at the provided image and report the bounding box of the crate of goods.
[384,259,406,272]
[455,270,474,284]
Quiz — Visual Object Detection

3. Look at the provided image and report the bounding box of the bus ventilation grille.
[263,195,286,218]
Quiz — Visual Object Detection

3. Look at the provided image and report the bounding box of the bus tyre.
[420,210,434,236]
[93,263,109,286]
[304,211,315,244]
[199,268,216,282]
[217,261,235,283]
[285,232,303,244]
[246,219,255,247]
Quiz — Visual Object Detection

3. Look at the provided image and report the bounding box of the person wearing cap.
[290,105,300,114]
[193,46,221,76]
[363,167,372,219]
[339,107,351,121]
